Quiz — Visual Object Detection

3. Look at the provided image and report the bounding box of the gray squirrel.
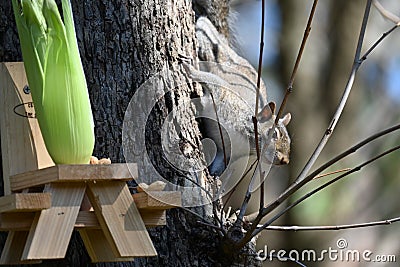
[185,17,291,207]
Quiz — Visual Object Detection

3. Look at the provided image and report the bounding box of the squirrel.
[183,16,292,210]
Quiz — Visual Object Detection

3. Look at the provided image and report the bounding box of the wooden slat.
[133,191,181,210]
[79,229,134,262]
[0,62,54,195]
[22,183,86,260]
[0,213,34,231]
[77,211,168,228]
[0,231,42,265]
[10,163,138,191]
[139,211,166,227]
[0,209,169,231]
[75,211,99,229]
[87,181,157,257]
[0,193,51,213]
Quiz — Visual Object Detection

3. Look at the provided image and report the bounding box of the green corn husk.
[12,0,94,164]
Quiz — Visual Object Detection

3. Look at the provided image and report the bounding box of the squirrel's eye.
[274,128,281,139]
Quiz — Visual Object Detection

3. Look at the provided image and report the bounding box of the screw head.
[23,85,30,94]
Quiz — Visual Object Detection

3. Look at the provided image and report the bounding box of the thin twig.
[373,0,400,25]
[275,0,319,123]
[250,0,372,224]
[270,255,308,267]
[209,92,227,168]
[255,0,399,224]
[262,217,400,231]
[361,24,399,61]
[238,0,267,223]
[238,120,400,247]
[257,123,400,220]
[251,144,400,238]
[313,168,351,180]
[207,90,229,229]
[289,0,371,184]
[181,170,224,228]
[236,0,400,250]
[180,206,226,236]
[237,0,320,228]
[234,158,260,227]
[243,127,400,223]
[254,0,266,119]
[221,159,258,213]
[196,220,228,232]
[253,0,266,212]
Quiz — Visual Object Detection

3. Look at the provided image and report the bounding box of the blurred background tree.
[232,0,400,266]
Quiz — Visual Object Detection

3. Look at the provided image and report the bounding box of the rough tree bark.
[0,0,259,266]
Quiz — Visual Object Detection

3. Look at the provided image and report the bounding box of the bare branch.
[251,144,400,238]
[236,1,375,247]
[373,0,400,25]
[242,169,354,222]
[254,0,266,211]
[196,220,228,232]
[233,0,400,250]
[235,1,374,249]
[261,217,400,231]
[234,159,260,227]
[240,0,318,239]
[222,159,258,212]
[180,206,226,236]
[361,24,399,61]
[275,0,319,122]
[254,0,266,119]
[210,92,228,168]
[290,0,372,184]
[239,121,400,247]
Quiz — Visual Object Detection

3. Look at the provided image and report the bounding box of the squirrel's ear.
[280,113,291,126]
[268,102,276,114]
[257,102,276,122]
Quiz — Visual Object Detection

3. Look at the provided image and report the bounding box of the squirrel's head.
[257,102,291,165]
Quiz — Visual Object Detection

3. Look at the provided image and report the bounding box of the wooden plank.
[75,211,99,229]
[0,213,34,231]
[139,211,166,227]
[87,181,157,257]
[10,163,138,191]
[79,229,134,263]
[0,231,42,265]
[22,183,86,260]
[76,211,167,228]
[0,193,51,213]
[0,62,54,195]
[0,210,168,231]
[132,191,181,210]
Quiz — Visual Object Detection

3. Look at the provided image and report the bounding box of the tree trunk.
[0,0,259,266]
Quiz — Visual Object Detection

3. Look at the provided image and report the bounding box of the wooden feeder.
[0,62,181,264]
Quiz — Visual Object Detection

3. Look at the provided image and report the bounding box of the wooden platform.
[0,63,182,264]
[0,164,181,264]
[10,163,138,191]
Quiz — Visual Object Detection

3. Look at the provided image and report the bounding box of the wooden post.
[87,181,157,257]
[0,62,54,195]
[22,183,86,260]
[0,231,41,265]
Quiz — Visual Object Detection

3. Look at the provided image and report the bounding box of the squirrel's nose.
[280,157,289,165]
[276,152,290,165]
